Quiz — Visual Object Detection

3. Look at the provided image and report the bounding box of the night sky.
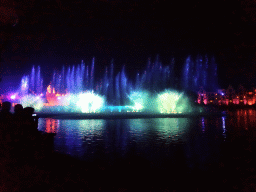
[1,0,256,91]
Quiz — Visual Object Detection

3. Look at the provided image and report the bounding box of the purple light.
[221,93,224,96]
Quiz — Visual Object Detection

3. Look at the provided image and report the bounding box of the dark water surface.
[37,109,256,172]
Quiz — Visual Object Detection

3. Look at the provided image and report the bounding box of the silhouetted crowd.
[0,101,49,161]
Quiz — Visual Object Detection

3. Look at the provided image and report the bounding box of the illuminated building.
[197,86,256,106]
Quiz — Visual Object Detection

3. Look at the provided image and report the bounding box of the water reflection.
[235,109,256,130]
[185,116,226,171]
[129,118,189,144]
[59,120,105,158]
[232,109,256,131]
[222,116,226,140]
[226,109,256,145]
[104,120,131,160]
[38,115,233,170]
[155,118,189,144]
[201,117,205,133]
[38,118,59,133]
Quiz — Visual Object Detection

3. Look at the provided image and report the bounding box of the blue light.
[15,55,215,113]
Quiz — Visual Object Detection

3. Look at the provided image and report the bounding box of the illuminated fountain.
[182,55,217,92]
[18,66,44,111]
[20,94,44,111]
[14,56,217,114]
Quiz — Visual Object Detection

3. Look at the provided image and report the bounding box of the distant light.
[221,93,224,96]
[76,92,105,113]
[10,95,16,100]
[134,103,143,111]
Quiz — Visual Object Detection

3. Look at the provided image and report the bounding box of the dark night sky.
[1,0,256,91]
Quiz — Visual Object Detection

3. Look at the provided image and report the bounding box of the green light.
[129,91,149,112]
[157,90,183,113]
[20,94,44,111]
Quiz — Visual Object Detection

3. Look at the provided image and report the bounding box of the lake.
[37,109,256,172]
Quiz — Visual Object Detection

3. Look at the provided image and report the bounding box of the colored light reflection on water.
[38,114,230,171]
[37,109,256,171]
[36,109,256,174]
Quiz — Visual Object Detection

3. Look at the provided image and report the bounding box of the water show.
[8,55,217,117]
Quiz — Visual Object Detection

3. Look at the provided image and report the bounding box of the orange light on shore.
[196,89,256,106]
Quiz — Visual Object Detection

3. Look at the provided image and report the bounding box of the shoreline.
[35,111,226,119]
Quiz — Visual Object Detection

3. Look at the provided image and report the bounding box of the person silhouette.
[13,104,24,141]
[0,101,13,157]
[0,101,13,120]
[14,104,23,117]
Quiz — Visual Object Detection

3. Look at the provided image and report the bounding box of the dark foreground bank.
[1,136,256,192]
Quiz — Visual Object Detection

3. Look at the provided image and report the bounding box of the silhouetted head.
[14,104,23,114]
[24,107,35,116]
[1,101,11,112]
